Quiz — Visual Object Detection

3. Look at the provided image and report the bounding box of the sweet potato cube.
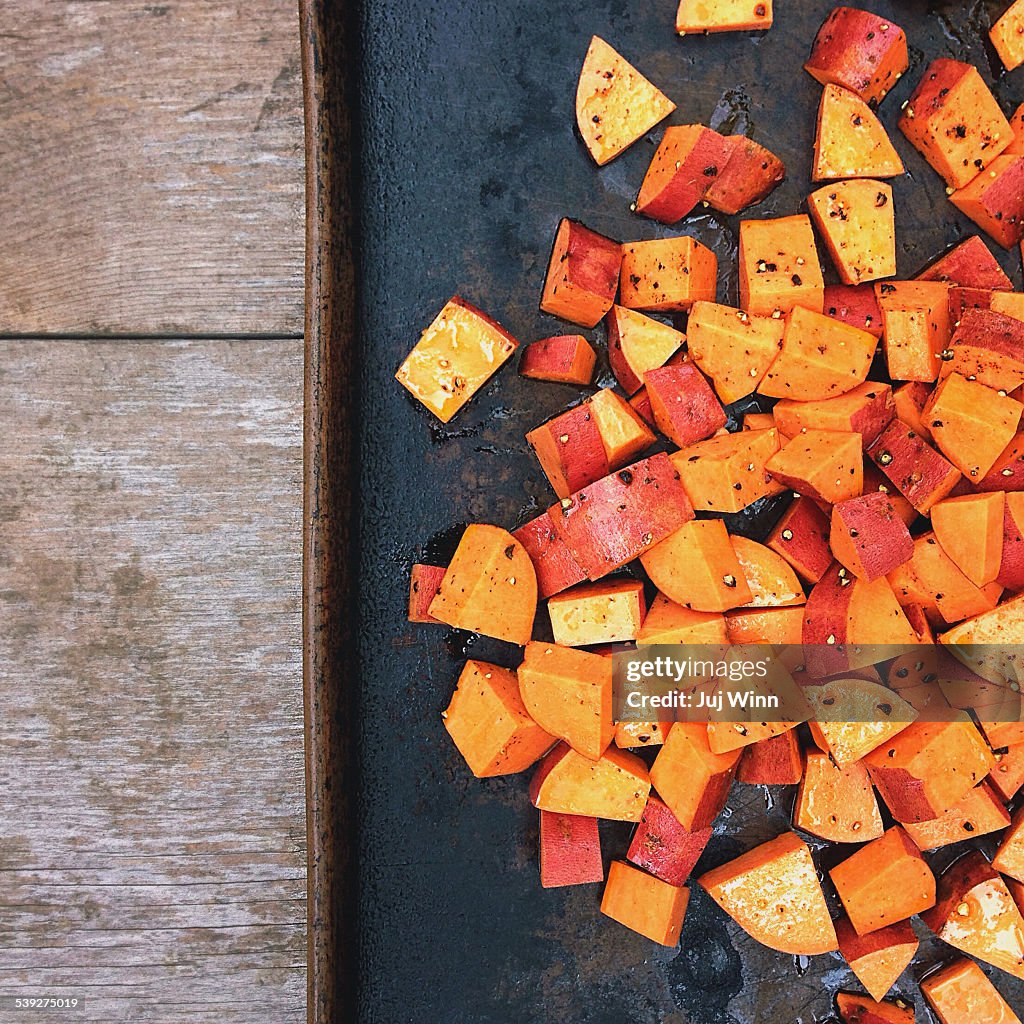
[867,420,961,513]
[396,297,518,423]
[518,642,612,760]
[641,519,753,612]
[922,958,1023,1024]
[760,306,877,400]
[739,215,825,316]
[547,579,646,647]
[651,722,741,831]
[922,851,1024,979]
[547,453,695,581]
[731,536,804,608]
[620,237,718,312]
[831,492,913,581]
[932,492,1007,592]
[899,59,1012,190]
[587,388,657,468]
[539,810,603,887]
[736,730,804,784]
[991,743,1024,801]
[699,832,838,954]
[530,742,651,821]
[726,606,805,644]
[825,282,884,337]
[994,806,1024,883]
[575,36,675,166]
[527,404,610,499]
[409,563,445,623]
[795,748,884,843]
[813,84,904,181]
[876,280,952,382]
[999,492,1024,590]
[686,300,785,402]
[520,334,597,385]
[614,721,670,749]
[704,134,786,215]
[644,363,726,448]
[803,680,916,765]
[836,918,917,1003]
[865,717,996,823]
[443,661,556,777]
[1010,102,1024,155]
[940,309,1024,392]
[513,513,587,599]
[804,7,908,106]
[917,235,1015,290]
[836,993,913,1024]
[635,124,732,223]
[767,496,832,584]
[676,0,773,33]
[637,592,728,644]
[830,826,935,934]
[627,795,712,886]
[993,290,1024,323]
[606,305,685,395]
[767,429,863,504]
[809,180,896,286]
[540,218,621,328]
[993,0,1024,71]
[601,860,689,946]
[903,781,1010,851]
[950,153,1024,249]
[773,381,894,449]
[864,456,921,526]
[672,428,785,515]
[429,525,537,645]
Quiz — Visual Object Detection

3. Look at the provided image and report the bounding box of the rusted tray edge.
[300,1,359,1022]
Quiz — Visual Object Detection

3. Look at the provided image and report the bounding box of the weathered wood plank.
[0,2,304,335]
[0,338,305,1022]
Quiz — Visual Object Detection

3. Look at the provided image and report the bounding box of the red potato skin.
[867,420,961,513]
[773,382,895,450]
[998,495,1024,590]
[704,135,786,216]
[831,492,914,581]
[952,155,1024,249]
[802,562,857,678]
[513,512,588,599]
[637,125,733,223]
[409,564,446,622]
[918,236,1014,290]
[519,335,596,385]
[948,286,994,327]
[767,496,833,584]
[942,309,1024,390]
[527,404,610,498]
[547,452,695,581]
[737,730,805,785]
[626,795,712,886]
[628,387,657,428]
[978,433,1024,492]
[644,363,727,448]
[825,283,884,338]
[541,219,622,328]
[539,810,604,888]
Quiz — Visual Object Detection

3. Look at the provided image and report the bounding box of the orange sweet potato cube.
[619,237,717,312]
[922,958,1023,1024]
[950,154,1024,249]
[875,280,952,382]
[600,860,689,946]
[992,0,1024,72]
[676,0,773,34]
[738,215,825,316]
[519,334,597,385]
[808,180,896,286]
[540,218,621,328]
[547,579,646,647]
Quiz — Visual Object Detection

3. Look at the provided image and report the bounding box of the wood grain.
[0,1,304,336]
[0,338,306,1022]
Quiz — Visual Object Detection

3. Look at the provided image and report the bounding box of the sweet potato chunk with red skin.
[651,723,741,831]
[830,492,913,581]
[540,219,621,328]
[899,59,1012,190]
[813,84,904,182]
[773,382,894,450]
[527,404,610,500]
[676,0,773,34]
[627,795,712,887]
[922,851,1024,980]
[825,282,883,337]
[998,492,1024,590]
[923,958,1023,1024]
[767,496,832,585]
[918,235,1014,290]
[635,125,732,224]
[547,452,695,581]
[766,429,863,505]
[601,860,689,946]
[606,305,686,395]
[575,37,675,167]
[836,918,918,1003]
[672,429,784,514]
[540,810,603,888]
[408,563,445,623]
[739,215,825,317]
[804,7,908,106]
[530,742,650,821]
[443,661,556,778]
[836,993,913,1024]
[520,335,596,385]
[513,513,587,599]
[759,306,877,401]
[951,154,1024,249]
[644,363,726,449]
[867,420,961,514]
[940,309,1024,393]
[903,781,1011,851]
[809,180,896,286]
[948,285,998,331]
[699,832,838,955]
[704,134,786,215]
[865,718,996,823]
[737,730,804,785]
[876,280,952,382]
[795,748,884,843]
[992,0,1024,72]
[1010,103,1024,155]
[620,237,718,313]
[830,826,935,935]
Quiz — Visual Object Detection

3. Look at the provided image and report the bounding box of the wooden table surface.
[0,3,306,1021]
